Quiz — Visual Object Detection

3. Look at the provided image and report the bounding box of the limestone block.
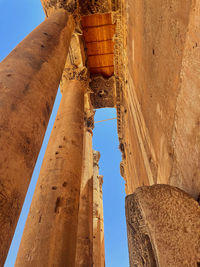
[126,184,200,267]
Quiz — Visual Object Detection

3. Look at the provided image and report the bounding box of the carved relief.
[90,75,115,108]
[79,0,112,15]
[41,0,77,16]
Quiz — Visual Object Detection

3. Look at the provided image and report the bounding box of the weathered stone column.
[93,151,104,267]
[99,176,105,267]
[126,185,200,267]
[75,125,93,267]
[0,10,74,265]
[15,72,85,266]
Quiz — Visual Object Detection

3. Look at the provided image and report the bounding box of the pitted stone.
[78,0,112,15]
[126,184,200,267]
[90,75,115,108]
[41,0,77,16]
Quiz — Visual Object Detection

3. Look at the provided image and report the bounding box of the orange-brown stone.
[15,79,85,267]
[0,10,74,265]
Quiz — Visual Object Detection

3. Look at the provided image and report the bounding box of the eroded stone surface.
[90,75,115,108]
[75,128,93,267]
[126,185,200,267]
[41,0,77,16]
[118,0,200,199]
[79,0,112,15]
[15,79,85,267]
[41,0,112,17]
[0,10,74,265]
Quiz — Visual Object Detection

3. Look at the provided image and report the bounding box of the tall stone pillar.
[99,176,105,267]
[0,10,74,264]
[93,151,105,267]
[75,91,94,267]
[15,72,86,266]
[126,185,200,267]
[75,126,93,267]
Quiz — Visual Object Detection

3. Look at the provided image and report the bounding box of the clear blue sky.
[1,1,128,266]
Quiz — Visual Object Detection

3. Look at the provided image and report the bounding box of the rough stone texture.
[119,0,200,198]
[90,75,115,108]
[93,151,105,267]
[99,175,105,267]
[126,184,200,267]
[41,0,77,17]
[41,0,112,17]
[79,0,112,15]
[0,10,74,265]
[75,110,93,267]
[15,79,85,267]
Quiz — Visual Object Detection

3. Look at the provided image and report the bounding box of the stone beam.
[15,70,86,266]
[0,10,74,265]
[126,185,200,266]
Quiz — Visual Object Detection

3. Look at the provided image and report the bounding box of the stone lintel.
[126,184,200,267]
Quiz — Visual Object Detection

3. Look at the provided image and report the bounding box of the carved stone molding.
[93,150,100,167]
[41,0,77,16]
[61,66,88,82]
[84,113,94,130]
[89,75,115,109]
[79,0,112,15]
[98,175,104,194]
[126,185,200,267]
[41,0,113,17]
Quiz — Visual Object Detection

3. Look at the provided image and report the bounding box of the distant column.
[0,10,74,265]
[93,151,105,267]
[99,175,105,267]
[75,125,94,266]
[15,70,86,266]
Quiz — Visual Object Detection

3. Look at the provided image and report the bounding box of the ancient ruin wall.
[120,0,200,198]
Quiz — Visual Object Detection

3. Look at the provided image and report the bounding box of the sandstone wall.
[122,0,200,198]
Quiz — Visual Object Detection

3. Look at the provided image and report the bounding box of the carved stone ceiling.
[82,13,115,77]
[41,0,116,109]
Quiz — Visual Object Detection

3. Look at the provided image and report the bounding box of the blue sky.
[1,1,128,266]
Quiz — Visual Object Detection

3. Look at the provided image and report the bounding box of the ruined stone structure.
[0,0,200,266]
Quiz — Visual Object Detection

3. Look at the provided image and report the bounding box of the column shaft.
[75,128,93,266]
[93,151,102,267]
[15,80,85,266]
[0,10,74,264]
[99,176,105,267]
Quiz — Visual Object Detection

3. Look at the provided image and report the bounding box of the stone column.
[93,151,102,267]
[75,91,94,267]
[75,125,93,266]
[99,176,105,267]
[15,72,86,266]
[126,185,200,267]
[0,10,74,264]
